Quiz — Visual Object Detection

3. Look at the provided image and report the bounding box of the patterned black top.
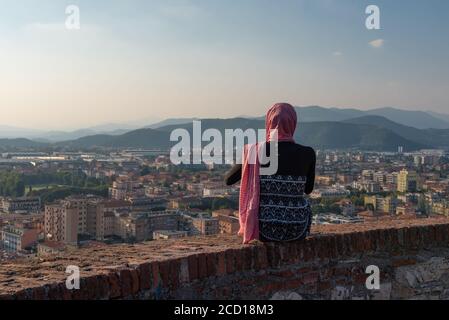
[258,174,311,242]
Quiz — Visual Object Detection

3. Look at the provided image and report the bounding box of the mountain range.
[1,106,449,152]
[290,106,449,130]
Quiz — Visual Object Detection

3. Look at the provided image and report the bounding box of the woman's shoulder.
[292,143,316,156]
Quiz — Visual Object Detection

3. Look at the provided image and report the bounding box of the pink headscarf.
[238,103,297,244]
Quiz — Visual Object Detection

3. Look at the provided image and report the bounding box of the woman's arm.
[224,164,242,185]
[305,149,316,195]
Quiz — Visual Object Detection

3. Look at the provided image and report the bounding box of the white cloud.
[369,39,384,48]
[333,51,342,56]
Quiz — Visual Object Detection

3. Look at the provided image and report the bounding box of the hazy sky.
[1,0,448,130]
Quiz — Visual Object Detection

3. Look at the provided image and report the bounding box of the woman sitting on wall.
[225,103,316,244]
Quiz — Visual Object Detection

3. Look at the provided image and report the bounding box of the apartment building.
[364,195,398,214]
[310,187,350,199]
[113,211,181,242]
[191,217,219,236]
[44,196,102,245]
[1,196,41,214]
[217,215,240,235]
[44,202,79,245]
[398,169,418,193]
[109,179,145,200]
[1,225,39,253]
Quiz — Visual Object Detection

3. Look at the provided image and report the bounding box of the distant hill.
[427,110,449,123]
[0,138,48,149]
[0,123,143,141]
[2,106,449,142]
[158,118,428,151]
[291,106,449,129]
[365,107,449,129]
[294,106,365,122]
[0,125,43,139]
[1,105,449,151]
[57,118,426,152]
[38,128,131,142]
[57,128,171,149]
[148,118,200,129]
[297,122,426,151]
[343,115,449,148]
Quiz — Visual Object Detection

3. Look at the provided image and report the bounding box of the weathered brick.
[254,245,268,270]
[389,228,400,251]
[84,275,100,300]
[197,253,208,279]
[288,241,300,263]
[279,244,288,263]
[119,269,133,297]
[243,246,253,270]
[409,227,419,249]
[265,242,276,268]
[15,288,32,300]
[233,248,245,272]
[151,261,161,290]
[343,234,353,256]
[216,251,227,276]
[138,263,152,290]
[168,259,181,289]
[225,249,236,274]
[32,285,47,300]
[335,234,345,256]
[179,258,190,284]
[47,283,62,300]
[72,278,90,300]
[96,274,111,299]
[397,228,405,247]
[206,252,217,276]
[108,272,121,299]
[303,239,314,261]
[187,254,199,281]
[296,241,305,260]
[158,261,170,288]
[441,224,449,243]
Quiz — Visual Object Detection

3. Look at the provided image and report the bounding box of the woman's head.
[265,103,297,142]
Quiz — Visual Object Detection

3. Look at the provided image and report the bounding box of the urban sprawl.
[1,147,449,261]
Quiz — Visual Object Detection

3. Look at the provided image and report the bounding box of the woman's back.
[225,142,316,194]
[225,141,316,242]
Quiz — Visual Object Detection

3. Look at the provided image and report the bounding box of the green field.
[25,184,65,195]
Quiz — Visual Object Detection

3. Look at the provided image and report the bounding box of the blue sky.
[0,0,448,129]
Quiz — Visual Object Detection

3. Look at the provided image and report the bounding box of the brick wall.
[2,217,449,300]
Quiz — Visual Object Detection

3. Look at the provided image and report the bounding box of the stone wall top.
[1,216,449,299]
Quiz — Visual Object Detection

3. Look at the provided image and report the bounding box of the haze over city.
[1,0,448,130]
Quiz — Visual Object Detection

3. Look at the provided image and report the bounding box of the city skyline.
[1,0,449,130]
